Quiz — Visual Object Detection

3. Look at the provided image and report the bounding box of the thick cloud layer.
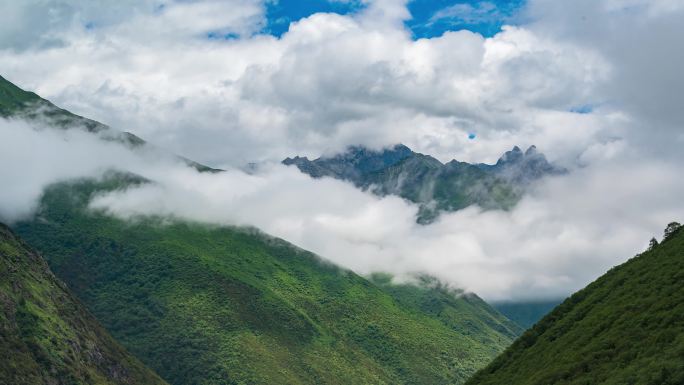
[3,120,683,301]
[1,0,683,301]
[0,0,618,167]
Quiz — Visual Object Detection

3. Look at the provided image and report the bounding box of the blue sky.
[264,0,526,38]
[406,0,526,38]
[264,0,364,37]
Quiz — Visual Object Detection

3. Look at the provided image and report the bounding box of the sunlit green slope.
[0,223,167,385]
[467,224,684,385]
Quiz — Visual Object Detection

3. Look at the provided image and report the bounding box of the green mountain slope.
[13,175,522,385]
[0,223,167,385]
[466,224,684,385]
[370,274,523,340]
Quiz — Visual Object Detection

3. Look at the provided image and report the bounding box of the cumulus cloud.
[524,0,684,140]
[0,0,611,167]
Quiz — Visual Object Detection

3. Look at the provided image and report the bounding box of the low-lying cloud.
[3,119,682,301]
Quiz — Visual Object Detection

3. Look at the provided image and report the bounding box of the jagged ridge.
[284,144,565,222]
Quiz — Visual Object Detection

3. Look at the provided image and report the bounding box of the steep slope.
[466,224,684,385]
[370,274,523,340]
[284,144,564,222]
[13,175,522,385]
[0,223,167,385]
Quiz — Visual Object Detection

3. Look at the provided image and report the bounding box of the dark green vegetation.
[284,144,564,223]
[0,223,167,385]
[493,300,562,329]
[370,274,523,339]
[467,223,684,385]
[13,176,522,385]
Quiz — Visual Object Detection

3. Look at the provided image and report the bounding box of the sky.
[1,0,683,301]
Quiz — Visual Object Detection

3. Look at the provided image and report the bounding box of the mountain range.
[3,73,683,385]
[283,144,565,222]
[2,75,522,384]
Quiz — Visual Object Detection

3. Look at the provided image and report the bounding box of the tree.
[663,222,682,241]
[648,237,659,251]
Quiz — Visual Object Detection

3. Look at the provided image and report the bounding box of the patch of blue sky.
[406,0,526,38]
[250,0,525,39]
[570,104,594,114]
[207,31,241,40]
[264,0,365,37]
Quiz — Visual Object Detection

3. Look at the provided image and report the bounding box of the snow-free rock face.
[284,144,565,222]
[283,144,415,180]
[483,145,567,184]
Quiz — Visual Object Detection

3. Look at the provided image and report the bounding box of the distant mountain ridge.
[284,144,565,222]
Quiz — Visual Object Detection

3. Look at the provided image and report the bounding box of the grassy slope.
[13,176,521,385]
[467,228,684,385]
[0,223,167,385]
[370,274,523,341]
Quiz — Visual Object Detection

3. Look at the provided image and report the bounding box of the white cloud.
[2,118,683,301]
[85,141,684,301]
[0,118,183,221]
[430,2,501,25]
[0,0,610,167]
